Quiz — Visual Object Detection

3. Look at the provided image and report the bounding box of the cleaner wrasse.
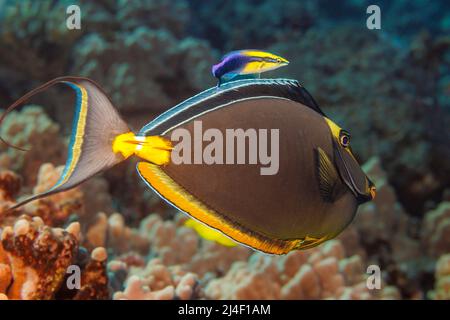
[0,76,375,254]
[212,50,289,86]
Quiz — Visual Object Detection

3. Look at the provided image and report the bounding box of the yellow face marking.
[324,117,357,160]
[324,117,342,140]
[137,162,302,255]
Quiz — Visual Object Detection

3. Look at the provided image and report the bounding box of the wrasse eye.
[339,131,351,147]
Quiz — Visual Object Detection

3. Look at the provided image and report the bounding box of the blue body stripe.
[138,78,298,135]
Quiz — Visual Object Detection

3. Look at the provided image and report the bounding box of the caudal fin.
[0,77,131,210]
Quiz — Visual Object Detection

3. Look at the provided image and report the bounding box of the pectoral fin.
[315,147,345,202]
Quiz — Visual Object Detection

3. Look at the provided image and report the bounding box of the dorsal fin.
[139,78,325,136]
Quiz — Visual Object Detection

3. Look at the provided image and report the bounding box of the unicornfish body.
[0,75,375,255]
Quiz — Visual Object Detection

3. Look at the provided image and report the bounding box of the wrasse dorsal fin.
[140,78,325,136]
[315,147,346,202]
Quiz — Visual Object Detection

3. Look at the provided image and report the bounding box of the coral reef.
[0,147,448,300]
[204,240,400,300]
[429,254,450,300]
[0,168,109,300]
[71,27,216,114]
[422,202,450,258]
[1,0,447,217]
[0,106,66,186]
[113,259,199,300]
[0,0,448,301]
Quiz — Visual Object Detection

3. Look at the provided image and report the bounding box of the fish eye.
[339,131,351,147]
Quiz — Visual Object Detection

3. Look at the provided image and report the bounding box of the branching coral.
[204,240,400,300]
[113,258,198,300]
[84,212,150,255]
[21,163,83,226]
[429,254,450,300]
[138,213,251,272]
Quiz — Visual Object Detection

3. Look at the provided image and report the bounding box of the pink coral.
[205,240,400,300]
[113,258,198,300]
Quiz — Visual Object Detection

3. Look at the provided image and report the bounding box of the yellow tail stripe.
[54,83,88,187]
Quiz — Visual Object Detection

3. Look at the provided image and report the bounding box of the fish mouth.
[369,181,376,200]
[355,179,376,204]
[354,179,375,204]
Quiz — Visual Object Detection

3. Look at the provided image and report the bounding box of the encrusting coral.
[0,214,111,300]
[0,168,110,300]
[0,215,79,299]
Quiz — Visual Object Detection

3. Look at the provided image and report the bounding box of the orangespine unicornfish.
[212,50,289,86]
[0,76,376,255]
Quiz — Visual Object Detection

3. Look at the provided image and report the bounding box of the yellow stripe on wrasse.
[241,50,289,63]
[241,61,266,74]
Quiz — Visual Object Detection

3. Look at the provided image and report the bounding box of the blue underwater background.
[0,0,449,300]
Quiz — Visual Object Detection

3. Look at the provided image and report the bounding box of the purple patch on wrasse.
[212,52,253,79]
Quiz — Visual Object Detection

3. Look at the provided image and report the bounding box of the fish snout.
[359,178,376,204]
[369,180,376,200]
[278,57,289,66]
